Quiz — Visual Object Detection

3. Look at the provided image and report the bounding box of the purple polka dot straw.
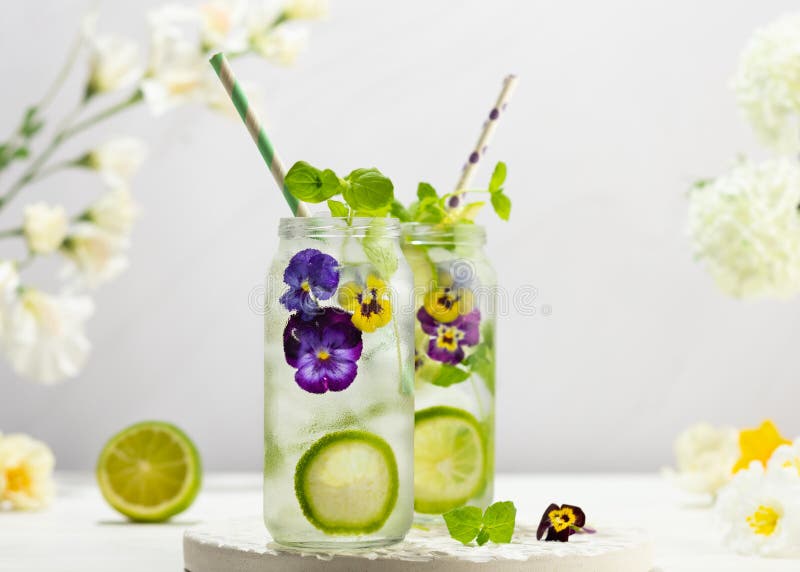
[453,74,518,198]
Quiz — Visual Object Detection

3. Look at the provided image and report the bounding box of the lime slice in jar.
[413,406,485,514]
[96,421,202,522]
[294,430,399,534]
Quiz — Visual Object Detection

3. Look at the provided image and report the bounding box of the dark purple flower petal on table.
[537,503,559,541]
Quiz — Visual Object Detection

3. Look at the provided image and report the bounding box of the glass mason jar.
[263,217,415,549]
[401,223,496,515]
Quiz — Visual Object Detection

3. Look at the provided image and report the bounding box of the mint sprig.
[443,501,517,546]
[284,161,395,218]
[396,161,511,224]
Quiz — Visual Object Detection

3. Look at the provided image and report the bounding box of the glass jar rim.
[279,216,401,238]
[401,222,486,246]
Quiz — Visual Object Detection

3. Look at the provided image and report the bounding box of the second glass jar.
[401,223,496,515]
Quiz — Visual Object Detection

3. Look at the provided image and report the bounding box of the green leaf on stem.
[443,501,518,546]
[343,168,394,214]
[417,182,438,201]
[327,199,349,218]
[390,199,411,222]
[490,191,511,221]
[430,364,471,387]
[285,161,342,202]
[489,161,507,193]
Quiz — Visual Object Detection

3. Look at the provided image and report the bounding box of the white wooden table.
[0,473,793,571]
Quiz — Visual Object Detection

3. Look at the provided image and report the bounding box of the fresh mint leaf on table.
[443,501,517,546]
[443,506,483,544]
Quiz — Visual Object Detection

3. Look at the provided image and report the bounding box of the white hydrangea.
[688,158,800,299]
[734,13,800,153]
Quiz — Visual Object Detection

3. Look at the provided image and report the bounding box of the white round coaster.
[183,517,654,572]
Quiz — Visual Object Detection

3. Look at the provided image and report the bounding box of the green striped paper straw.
[209,52,311,217]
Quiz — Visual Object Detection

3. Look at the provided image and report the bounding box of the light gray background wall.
[2,0,798,471]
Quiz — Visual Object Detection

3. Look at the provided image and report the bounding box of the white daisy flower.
[665,423,740,496]
[61,224,129,289]
[84,138,148,187]
[0,433,55,510]
[2,289,94,384]
[86,35,143,97]
[22,203,68,255]
[717,463,800,557]
[687,157,800,299]
[734,13,800,153]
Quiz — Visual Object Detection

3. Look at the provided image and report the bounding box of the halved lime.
[96,421,202,522]
[295,430,399,534]
[414,406,485,514]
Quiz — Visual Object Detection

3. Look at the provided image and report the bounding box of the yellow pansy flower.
[733,420,791,473]
[422,271,473,324]
[339,274,392,333]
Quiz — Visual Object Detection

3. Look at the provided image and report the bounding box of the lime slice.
[414,406,485,514]
[295,430,399,534]
[96,421,202,522]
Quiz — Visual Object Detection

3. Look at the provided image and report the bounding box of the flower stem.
[0,227,23,240]
[0,90,143,212]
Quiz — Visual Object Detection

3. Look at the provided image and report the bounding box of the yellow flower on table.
[0,433,55,510]
[733,420,791,473]
[339,274,392,333]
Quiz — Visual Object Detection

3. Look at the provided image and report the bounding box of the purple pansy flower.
[279,249,339,318]
[417,306,480,365]
[283,308,363,393]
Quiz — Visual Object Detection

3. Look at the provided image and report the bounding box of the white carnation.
[88,188,140,238]
[61,224,129,289]
[22,203,68,255]
[665,423,739,496]
[86,138,148,187]
[2,289,94,384]
[734,13,800,153]
[87,35,143,96]
[688,158,800,299]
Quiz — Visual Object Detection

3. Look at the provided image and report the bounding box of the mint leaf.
[431,364,470,387]
[343,168,394,214]
[417,182,438,201]
[476,528,490,546]
[390,199,411,222]
[327,199,349,218]
[482,501,516,544]
[285,161,341,202]
[443,506,483,545]
[489,161,506,193]
[490,191,511,221]
[464,344,494,394]
[362,223,399,279]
